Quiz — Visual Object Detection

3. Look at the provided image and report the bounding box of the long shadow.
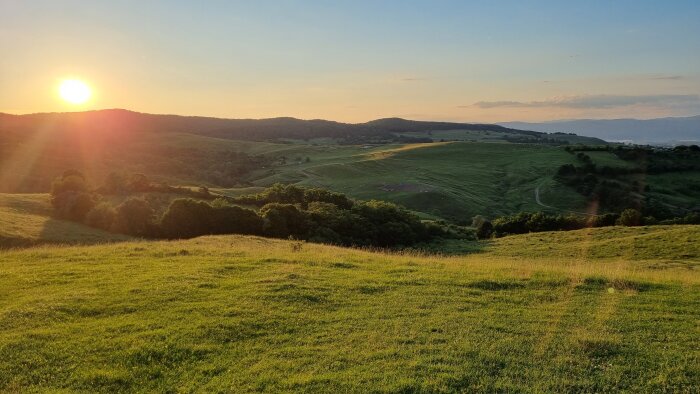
[413,238,492,256]
[0,217,133,250]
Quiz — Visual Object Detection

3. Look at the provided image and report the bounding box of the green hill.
[2,110,697,222]
[0,226,697,392]
[0,109,603,195]
[249,141,589,221]
[0,194,131,248]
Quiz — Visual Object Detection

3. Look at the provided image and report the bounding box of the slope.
[0,226,697,392]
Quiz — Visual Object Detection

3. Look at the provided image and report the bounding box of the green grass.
[246,141,590,221]
[0,225,698,392]
[0,194,131,248]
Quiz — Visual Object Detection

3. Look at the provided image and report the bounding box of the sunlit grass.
[0,227,698,392]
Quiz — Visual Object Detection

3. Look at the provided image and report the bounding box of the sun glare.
[59,79,91,104]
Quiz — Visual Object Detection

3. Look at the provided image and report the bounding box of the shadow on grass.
[413,238,492,256]
[0,217,132,250]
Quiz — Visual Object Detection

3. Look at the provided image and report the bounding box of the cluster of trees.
[564,144,700,174]
[503,136,569,145]
[121,146,271,188]
[97,172,214,199]
[51,172,442,247]
[556,145,700,219]
[471,208,700,239]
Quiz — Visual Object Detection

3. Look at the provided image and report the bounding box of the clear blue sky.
[1,0,699,121]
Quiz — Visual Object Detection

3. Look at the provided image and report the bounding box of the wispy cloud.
[399,77,426,82]
[647,75,684,80]
[471,94,700,109]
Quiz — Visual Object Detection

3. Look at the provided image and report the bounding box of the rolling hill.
[4,110,698,223]
[1,109,606,142]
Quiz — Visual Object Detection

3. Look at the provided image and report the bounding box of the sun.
[59,79,92,104]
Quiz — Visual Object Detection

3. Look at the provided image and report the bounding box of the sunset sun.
[59,79,91,104]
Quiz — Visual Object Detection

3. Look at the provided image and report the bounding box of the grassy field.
[0,194,131,248]
[0,225,698,392]
[3,118,696,221]
[246,141,590,221]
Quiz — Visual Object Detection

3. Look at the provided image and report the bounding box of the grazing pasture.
[0,226,697,392]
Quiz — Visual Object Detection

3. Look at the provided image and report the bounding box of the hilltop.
[1,109,606,142]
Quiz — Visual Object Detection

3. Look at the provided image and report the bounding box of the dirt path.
[534,184,556,209]
[534,182,600,217]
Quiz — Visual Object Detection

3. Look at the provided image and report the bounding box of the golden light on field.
[59,79,92,104]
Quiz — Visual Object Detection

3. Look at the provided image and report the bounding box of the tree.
[471,215,493,239]
[160,198,214,238]
[617,208,642,227]
[259,183,305,205]
[51,170,88,196]
[128,173,151,192]
[50,170,95,221]
[85,202,117,231]
[260,203,308,238]
[212,205,263,235]
[303,188,353,209]
[351,200,428,246]
[102,172,127,194]
[52,191,96,221]
[112,198,155,236]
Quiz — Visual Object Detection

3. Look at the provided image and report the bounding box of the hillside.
[501,116,700,144]
[3,110,697,223]
[0,194,131,248]
[0,226,698,392]
[0,109,604,194]
[246,142,588,221]
[1,109,602,142]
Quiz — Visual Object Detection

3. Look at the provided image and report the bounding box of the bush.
[85,202,117,230]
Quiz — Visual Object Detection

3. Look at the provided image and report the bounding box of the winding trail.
[534,181,600,217]
[534,184,556,209]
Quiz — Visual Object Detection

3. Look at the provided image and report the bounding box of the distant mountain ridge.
[0,109,602,142]
[500,116,700,144]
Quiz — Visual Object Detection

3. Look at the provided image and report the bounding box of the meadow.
[245,141,590,221]
[0,194,130,248]
[0,225,698,392]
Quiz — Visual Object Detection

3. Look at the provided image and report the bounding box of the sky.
[1,0,700,123]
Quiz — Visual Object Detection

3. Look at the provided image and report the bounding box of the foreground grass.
[1,227,698,392]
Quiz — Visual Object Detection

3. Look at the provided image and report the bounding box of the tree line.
[50,171,443,247]
[555,145,700,219]
[471,209,700,239]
